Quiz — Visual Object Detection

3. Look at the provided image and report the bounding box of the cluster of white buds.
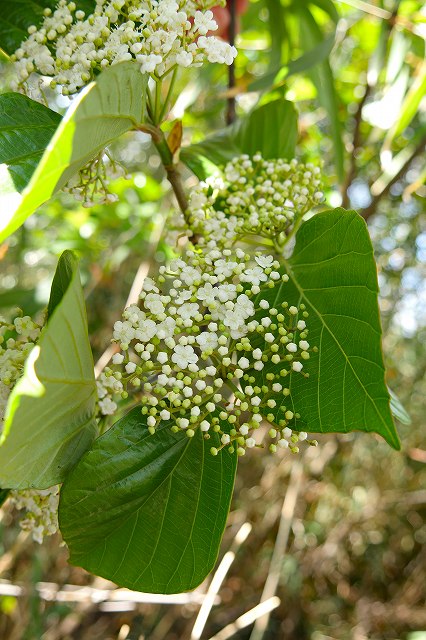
[0,313,41,433]
[63,150,128,207]
[0,314,59,544]
[11,0,237,96]
[182,154,324,250]
[9,486,59,544]
[97,247,318,456]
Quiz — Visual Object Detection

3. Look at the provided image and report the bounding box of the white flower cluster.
[0,314,41,433]
[12,0,237,95]
[9,486,59,544]
[63,150,128,207]
[181,154,324,250]
[0,314,58,544]
[97,248,318,455]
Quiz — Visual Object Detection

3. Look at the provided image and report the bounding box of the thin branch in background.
[249,460,304,640]
[226,0,237,126]
[207,597,281,640]
[94,215,165,377]
[335,0,392,19]
[0,578,209,607]
[362,136,426,220]
[341,84,371,208]
[191,522,252,640]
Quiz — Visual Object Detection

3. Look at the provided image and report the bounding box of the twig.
[151,127,189,218]
[362,135,426,220]
[207,597,281,640]
[94,215,165,377]
[249,460,304,640]
[191,522,252,640]
[335,0,392,19]
[0,578,211,606]
[341,84,371,208]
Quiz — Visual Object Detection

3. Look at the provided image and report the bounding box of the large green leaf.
[181,98,298,180]
[0,93,61,192]
[0,0,96,55]
[59,408,237,594]
[0,250,97,489]
[0,60,148,242]
[252,208,399,449]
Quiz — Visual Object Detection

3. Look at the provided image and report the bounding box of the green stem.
[158,67,178,123]
[281,214,305,249]
[154,79,162,125]
[151,128,190,221]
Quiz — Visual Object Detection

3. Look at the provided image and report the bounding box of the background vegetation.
[0,0,425,638]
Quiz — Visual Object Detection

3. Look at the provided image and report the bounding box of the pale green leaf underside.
[0,251,97,489]
[0,60,147,242]
[253,208,399,449]
[59,408,237,594]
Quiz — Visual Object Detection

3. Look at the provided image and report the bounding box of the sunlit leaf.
[0,250,97,489]
[0,60,148,242]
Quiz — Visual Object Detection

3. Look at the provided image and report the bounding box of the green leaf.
[181,98,298,180]
[0,0,96,55]
[180,129,240,180]
[265,0,286,70]
[383,62,426,149]
[249,34,335,92]
[59,408,237,594]
[47,248,79,318]
[309,0,339,22]
[298,5,344,182]
[0,93,61,192]
[0,60,148,243]
[252,208,399,449]
[0,250,97,489]
[0,488,10,507]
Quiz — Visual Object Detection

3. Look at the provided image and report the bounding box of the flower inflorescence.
[0,313,59,544]
[63,150,129,207]
[185,154,324,250]
[9,487,60,544]
[12,0,237,95]
[98,247,318,456]
[0,313,41,433]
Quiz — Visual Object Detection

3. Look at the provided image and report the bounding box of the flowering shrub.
[0,0,400,594]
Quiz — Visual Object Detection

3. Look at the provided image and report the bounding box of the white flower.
[113,320,135,344]
[171,344,198,369]
[240,267,268,287]
[135,319,157,342]
[196,332,218,351]
[144,293,165,316]
[177,302,199,321]
[99,397,118,415]
[255,255,274,269]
